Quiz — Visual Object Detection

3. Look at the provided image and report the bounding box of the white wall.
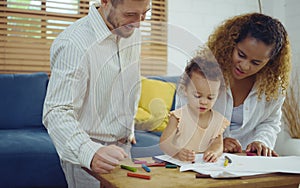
[262,0,300,75]
[285,0,300,72]
[167,0,300,76]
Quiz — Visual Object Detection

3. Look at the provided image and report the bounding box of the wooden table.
[89,158,300,188]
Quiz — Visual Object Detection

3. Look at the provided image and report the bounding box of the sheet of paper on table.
[154,153,300,178]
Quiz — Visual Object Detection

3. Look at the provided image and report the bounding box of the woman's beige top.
[171,105,229,152]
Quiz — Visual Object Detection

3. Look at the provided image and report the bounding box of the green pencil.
[120,164,137,172]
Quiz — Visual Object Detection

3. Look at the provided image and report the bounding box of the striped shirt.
[43,4,141,169]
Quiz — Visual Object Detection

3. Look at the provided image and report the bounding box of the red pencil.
[127,172,151,180]
[146,162,166,167]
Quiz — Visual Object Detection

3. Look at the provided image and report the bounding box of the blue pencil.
[142,164,151,172]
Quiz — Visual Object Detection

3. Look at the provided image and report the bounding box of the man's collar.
[88,4,113,43]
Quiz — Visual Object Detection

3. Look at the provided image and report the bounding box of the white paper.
[154,153,300,178]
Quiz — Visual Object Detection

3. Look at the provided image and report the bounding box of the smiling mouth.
[124,24,135,31]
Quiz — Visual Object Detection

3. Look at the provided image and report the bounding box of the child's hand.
[203,150,218,162]
[174,148,195,162]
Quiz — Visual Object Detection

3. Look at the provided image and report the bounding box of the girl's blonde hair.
[207,13,291,101]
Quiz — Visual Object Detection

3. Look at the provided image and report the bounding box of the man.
[43,0,151,187]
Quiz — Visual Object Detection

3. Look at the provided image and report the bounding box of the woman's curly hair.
[207,13,291,101]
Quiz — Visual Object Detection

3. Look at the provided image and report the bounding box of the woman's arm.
[252,104,283,147]
[248,96,284,156]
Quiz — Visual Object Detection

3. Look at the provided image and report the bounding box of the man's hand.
[91,145,128,174]
[246,141,279,157]
[223,137,242,153]
[129,134,136,145]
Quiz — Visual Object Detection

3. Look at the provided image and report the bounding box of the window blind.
[0,0,167,75]
[140,0,168,76]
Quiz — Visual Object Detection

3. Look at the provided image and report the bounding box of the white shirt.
[214,85,284,150]
[43,5,141,169]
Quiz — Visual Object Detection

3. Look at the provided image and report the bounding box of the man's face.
[105,0,150,38]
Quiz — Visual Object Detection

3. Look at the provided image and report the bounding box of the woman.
[207,13,291,156]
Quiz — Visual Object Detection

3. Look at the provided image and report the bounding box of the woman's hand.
[246,141,279,157]
[223,137,242,153]
[174,148,195,162]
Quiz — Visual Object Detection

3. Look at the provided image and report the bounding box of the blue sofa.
[0,73,67,187]
[0,72,179,187]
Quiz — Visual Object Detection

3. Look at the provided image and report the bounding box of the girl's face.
[185,72,220,115]
[231,36,273,80]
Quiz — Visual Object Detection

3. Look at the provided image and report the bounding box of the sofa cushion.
[147,76,180,111]
[0,128,67,187]
[0,72,48,129]
[135,77,176,132]
[131,130,164,158]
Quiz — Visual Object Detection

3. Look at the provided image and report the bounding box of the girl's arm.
[203,135,223,162]
[159,115,181,157]
[159,115,195,161]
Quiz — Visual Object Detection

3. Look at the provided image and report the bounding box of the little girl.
[160,48,229,162]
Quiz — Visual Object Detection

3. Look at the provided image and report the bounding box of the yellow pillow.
[135,77,176,132]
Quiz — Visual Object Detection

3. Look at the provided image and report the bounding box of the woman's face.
[231,36,273,80]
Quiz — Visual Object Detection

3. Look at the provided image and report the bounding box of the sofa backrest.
[0,72,48,129]
[147,76,180,111]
